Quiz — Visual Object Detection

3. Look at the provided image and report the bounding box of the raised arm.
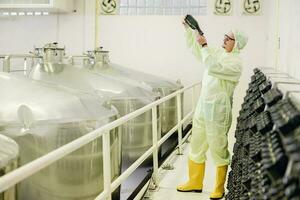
[201,48,242,83]
[184,27,203,61]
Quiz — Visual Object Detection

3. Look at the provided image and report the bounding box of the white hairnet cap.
[0,134,19,168]
[233,29,248,51]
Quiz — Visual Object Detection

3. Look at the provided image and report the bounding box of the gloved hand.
[196,34,207,47]
[182,15,189,29]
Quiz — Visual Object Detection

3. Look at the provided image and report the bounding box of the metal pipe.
[30,57,35,75]
[94,190,108,200]
[152,106,159,186]
[8,70,27,73]
[177,93,183,155]
[0,54,35,58]
[102,132,112,200]
[67,55,90,65]
[1,54,38,73]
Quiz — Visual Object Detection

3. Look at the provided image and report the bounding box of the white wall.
[98,0,271,87]
[0,0,91,55]
[278,0,300,79]
[0,0,270,84]
[265,0,278,70]
[266,0,300,80]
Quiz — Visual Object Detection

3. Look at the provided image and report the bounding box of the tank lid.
[42,42,65,51]
[0,134,19,168]
[32,42,65,57]
[94,46,109,53]
[86,47,109,57]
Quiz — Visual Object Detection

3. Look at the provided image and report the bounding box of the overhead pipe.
[274,0,280,70]
[95,0,100,48]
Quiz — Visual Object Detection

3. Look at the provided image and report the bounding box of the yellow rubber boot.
[176,160,205,193]
[210,165,228,199]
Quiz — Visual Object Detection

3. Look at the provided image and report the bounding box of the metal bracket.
[176,146,184,155]
[161,163,175,170]
[142,193,151,199]
[185,137,191,143]
[148,176,158,191]
[142,176,159,199]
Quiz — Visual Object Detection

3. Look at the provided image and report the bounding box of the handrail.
[0,81,201,200]
[67,55,89,65]
[0,54,36,58]
[0,54,37,75]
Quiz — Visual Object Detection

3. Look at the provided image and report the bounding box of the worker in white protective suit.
[177,18,248,200]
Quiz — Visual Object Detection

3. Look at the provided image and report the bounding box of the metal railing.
[0,81,201,200]
[0,54,37,76]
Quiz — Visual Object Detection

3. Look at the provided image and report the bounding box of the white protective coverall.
[187,29,248,166]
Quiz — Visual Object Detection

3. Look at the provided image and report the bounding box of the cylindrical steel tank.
[29,43,160,162]
[83,47,183,135]
[0,134,19,200]
[0,72,121,200]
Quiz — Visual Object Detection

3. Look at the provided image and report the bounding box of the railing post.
[30,57,35,72]
[152,106,159,185]
[3,56,10,72]
[69,56,75,65]
[176,93,183,155]
[102,131,112,200]
[192,85,197,111]
[24,58,27,76]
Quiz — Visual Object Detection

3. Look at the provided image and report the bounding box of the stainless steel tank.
[0,134,19,200]
[0,72,121,200]
[29,43,160,162]
[82,47,183,135]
